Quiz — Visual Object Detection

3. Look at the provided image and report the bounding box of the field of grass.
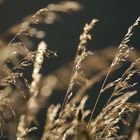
[0,1,140,140]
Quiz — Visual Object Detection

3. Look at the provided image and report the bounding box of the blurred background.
[0,0,140,69]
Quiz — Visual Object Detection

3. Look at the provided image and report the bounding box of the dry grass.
[0,1,140,140]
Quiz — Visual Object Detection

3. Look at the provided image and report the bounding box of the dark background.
[0,0,140,68]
